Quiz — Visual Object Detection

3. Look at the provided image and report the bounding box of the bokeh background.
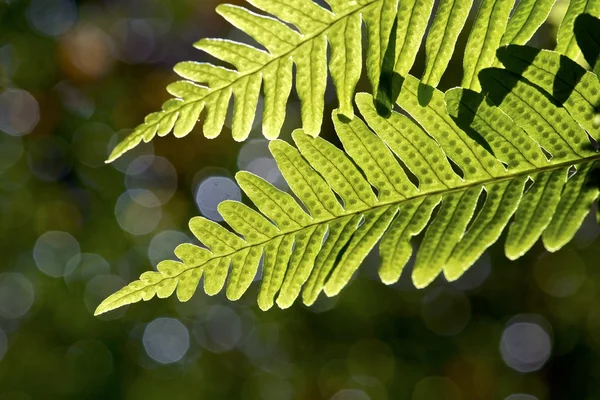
[1,0,599,399]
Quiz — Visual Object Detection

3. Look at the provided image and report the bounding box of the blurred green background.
[1,0,599,399]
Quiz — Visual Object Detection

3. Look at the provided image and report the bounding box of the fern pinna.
[96,37,600,314]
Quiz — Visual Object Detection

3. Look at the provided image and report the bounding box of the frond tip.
[96,52,600,314]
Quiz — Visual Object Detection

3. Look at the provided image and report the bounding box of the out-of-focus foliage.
[2,1,600,400]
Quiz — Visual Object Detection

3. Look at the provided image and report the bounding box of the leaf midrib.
[105,152,600,308]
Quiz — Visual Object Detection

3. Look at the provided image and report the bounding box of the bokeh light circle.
[237,139,287,190]
[108,132,154,173]
[72,123,114,168]
[246,157,287,190]
[27,136,73,182]
[451,252,491,291]
[0,135,23,171]
[0,273,35,319]
[237,139,271,170]
[242,323,282,367]
[62,23,115,79]
[500,320,552,372]
[505,395,538,400]
[195,305,243,353]
[115,189,162,235]
[0,89,40,136]
[195,176,241,222]
[125,156,177,205]
[143,318,190,364]
[33,231,80,277]
[84,275,127,317]
[148,230,190,267]
[66,253,111,283]
[27,0,77,37]
[55,81,95,118]
[111,19,156,64]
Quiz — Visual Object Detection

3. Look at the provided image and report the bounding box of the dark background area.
[1,0,599,399]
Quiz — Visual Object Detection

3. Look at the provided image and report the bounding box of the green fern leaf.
[421,0,473,88]
[391,0,434,78]
[500,0,555,46]
[96,57,600,315]
[106,0,399,162]
[461,0,514,91]
[504,169,568,259]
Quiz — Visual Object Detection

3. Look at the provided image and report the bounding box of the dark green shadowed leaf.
[542,161,600,251]
[574,13,600,77]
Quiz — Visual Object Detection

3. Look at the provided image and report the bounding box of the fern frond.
[106,0,399,162]
[96,54,600,315]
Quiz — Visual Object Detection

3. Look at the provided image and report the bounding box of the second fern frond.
[96,45,600,315]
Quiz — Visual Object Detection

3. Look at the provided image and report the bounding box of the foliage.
[107,0,585,162]
[97,1,600,315]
